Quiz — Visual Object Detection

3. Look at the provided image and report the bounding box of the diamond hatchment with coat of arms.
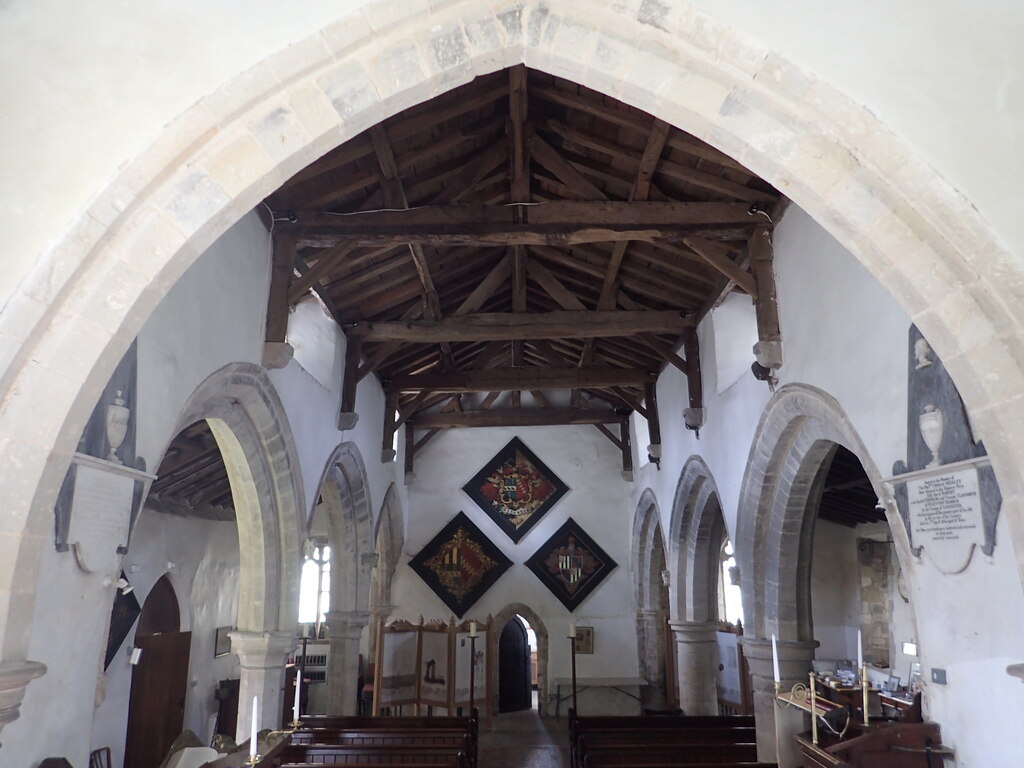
[408,512,512,617]
[462,437,569,543]
[524,518,617,611]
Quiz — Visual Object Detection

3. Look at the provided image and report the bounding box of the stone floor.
[477,706,570,768]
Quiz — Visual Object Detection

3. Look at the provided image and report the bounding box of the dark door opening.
[498,616,531,713]
[124,574,191,768]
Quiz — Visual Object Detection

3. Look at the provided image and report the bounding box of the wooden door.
[498,617,531,712]
[124,631,191,768]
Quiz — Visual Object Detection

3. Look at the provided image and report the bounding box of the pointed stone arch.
[2,0,1024,741]
[368,483,405,661]
[666,457,728,715]
[734,383,902,759]
[488,603,549,717]
[315,442,375,715]
[168,362,305,737]
[631,489,670,710]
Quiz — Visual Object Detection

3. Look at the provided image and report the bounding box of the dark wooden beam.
[750,223,782,368]
[381,389,399,462]
[410,407,624,429]
[678,237,757,297]
[281,201,762,247]
[620,418,634,480]
[644,382,662,463]
[387,366,656,393]
[683,326,705,432]
[266,235,296,343]
[338,335,363,430]
[346,310,693,342]
[404,421,415,481]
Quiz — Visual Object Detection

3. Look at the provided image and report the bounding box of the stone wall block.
[461,12,505,73]
[370,41,430,103]
[494,3,526,47]
[359,0,432,34]
[753,52,815,104]
[120,104,222,197]
[17,214,107,311]
[318,60,384,126]
[418,21,473,88]
[269,35,335,86]
[153,170,233,238]
[200,133,277,203]
[246,104,310,167]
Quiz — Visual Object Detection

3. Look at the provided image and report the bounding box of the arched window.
[718,539,743,626]
[299,538,331,630]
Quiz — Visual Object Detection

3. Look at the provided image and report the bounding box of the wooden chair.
[90,748,113,768]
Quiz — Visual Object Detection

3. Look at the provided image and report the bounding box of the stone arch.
[666,457,729,716]
[315,442,375,715]
[668,457,728,624]
[170,362,305,633]
[488,603,549,717]
[2,0,1024,737]
[734,383,902,759]
[631,489,670,710]
[371,484,404,616]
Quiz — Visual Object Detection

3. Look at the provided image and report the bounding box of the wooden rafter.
[410,407,623,429]
[386,366,655,393]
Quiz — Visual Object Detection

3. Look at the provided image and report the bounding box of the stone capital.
[0,659,46,738]
[325,610,371,639]
[741,636,818,686]
[227,630,296,669]
[668,620,719,645]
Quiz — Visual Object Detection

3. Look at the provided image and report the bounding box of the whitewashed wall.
[4,212,399,765]
[631,206,1024,765]
[392,424,638,714]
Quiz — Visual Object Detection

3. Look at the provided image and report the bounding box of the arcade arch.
[632,490,671,711]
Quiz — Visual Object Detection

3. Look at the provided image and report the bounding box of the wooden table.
[551,677,647,719]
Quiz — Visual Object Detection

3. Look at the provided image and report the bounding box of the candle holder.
[469,632,477,714]
[569,632,578,714]
[245,755,261,766]
[861,664,870,726]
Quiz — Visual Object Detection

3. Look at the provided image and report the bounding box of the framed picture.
[408,512,512,617]
[525,518,617,611]
[462,437,568,543]
[214,626,232,658]
[574,626,594,654]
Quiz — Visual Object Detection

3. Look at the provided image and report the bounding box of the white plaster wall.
[89,510,241,768]
[5,211,398,765]
[392,425,638,714]
[634,205,1024,764]
[809,520,860,661]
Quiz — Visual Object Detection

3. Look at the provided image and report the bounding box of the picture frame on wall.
[214,626,232,658]
[574,626,594,654]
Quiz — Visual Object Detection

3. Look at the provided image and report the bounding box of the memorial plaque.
[907,467,984,574]
[67,463,135,573]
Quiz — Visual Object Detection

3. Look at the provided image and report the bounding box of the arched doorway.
[124,574,189,768]
[489,604,549,716]
[497,616,532,713]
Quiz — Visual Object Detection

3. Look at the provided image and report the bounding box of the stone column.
[325,610,371,716]
[636,608,668,710]
[367,603,396,664]
[0,659,46,750]
[668,620,719,715]
[229,630,296,743]
[741,636,817,768]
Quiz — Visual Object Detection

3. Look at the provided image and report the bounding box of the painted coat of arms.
[525,518,617,611]
[409,512,512,616]
[462,437,568,542]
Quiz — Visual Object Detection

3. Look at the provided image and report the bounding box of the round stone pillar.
[636,608,669,710]
[741,636,817,767]
[229,630,297,743]
[325,610,371,716]
[668,620,718,715]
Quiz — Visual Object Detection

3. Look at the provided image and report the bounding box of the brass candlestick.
[809,673,818,745]
[245,755,261,766]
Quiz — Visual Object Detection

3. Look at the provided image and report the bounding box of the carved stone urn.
[919,404,944,469]
[105,390,130,463]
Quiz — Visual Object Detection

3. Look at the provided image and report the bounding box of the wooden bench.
[570,714,758,768]
[582,743,758,765]
[277,744,469,766]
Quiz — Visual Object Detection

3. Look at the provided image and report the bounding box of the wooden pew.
[581,743,758,766]
[277,744,469,766]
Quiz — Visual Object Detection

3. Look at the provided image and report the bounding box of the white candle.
[293,671,302,723]
[771,634,780,684]
[569,622,577,638]
[469,621,478,638]
[857,629,864,672]
[249,695,259,757]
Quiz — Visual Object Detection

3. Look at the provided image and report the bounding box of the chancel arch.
[735,384,916,761]
[313,442,375,716]
[667,457,729,715]
[631,489,672,711]
[2,1,1024,754]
